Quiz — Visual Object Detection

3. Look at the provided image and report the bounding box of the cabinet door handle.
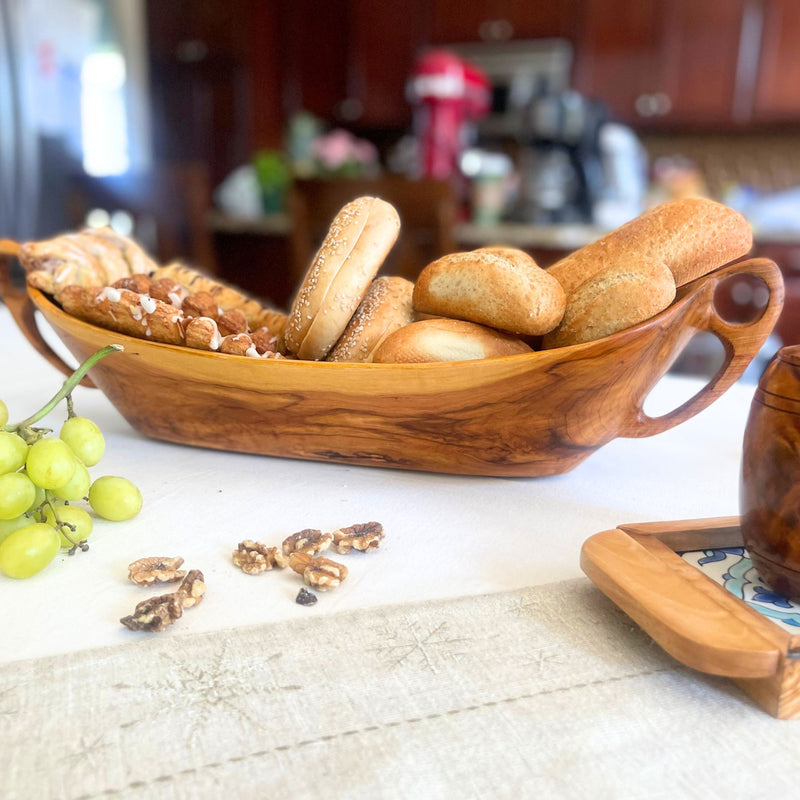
[635,94,656,117]
[653,92,672,116]
[478,19,514,41]
[635,93,672,117]
[337,98,364,122]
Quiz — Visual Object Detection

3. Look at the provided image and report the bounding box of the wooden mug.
[741,346,800,599]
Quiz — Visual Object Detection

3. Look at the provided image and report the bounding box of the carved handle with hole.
[620,258,784,438]
[0,253,96,388]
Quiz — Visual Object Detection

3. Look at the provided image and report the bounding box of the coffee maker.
[513,87,609,224]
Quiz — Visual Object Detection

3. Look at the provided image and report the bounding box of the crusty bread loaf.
[547,197,752,293]
[285,197,400,360]
[413,247,566,336]
[542,256,676,349]
[327,276,415,362]
[372,318,532,363]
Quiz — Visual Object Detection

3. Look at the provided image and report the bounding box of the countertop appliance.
[446,39,573,140]
[408,49,490,180]
[514,88,610,224]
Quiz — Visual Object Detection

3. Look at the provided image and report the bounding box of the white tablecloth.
[0,302,758,663]
[7,300,800,800]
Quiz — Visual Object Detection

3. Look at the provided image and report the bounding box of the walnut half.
[128,556,187,586]
[233,540,289,574]
[294,555,348,592]
[281,528,333,556]
[120,593,183,632]
[332,522,384,554]
[176,569,206,608]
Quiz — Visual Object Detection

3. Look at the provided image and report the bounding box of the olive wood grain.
[581,516,800,719]
[0,256,783,476]
[741,346,800,600]
[581,528,782,679]
[0,251,95,388]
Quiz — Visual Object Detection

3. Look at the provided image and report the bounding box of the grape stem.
[4,345,123,433]
[42,493,88,555]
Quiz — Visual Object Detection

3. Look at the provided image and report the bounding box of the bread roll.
[542,256,676,349]
[285,197,400,360]
[372,318,533,363]
[547,197,752,293]
[327,276,415,363]
[413,247,565,336]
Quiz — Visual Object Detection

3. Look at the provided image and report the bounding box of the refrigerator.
[0,0,151,242]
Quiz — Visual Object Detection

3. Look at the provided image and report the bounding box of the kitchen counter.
[453,220,608,250]
[209,209,800,250]
[5,301,800,798]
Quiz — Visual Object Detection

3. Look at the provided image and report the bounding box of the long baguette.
[547,197,752,293]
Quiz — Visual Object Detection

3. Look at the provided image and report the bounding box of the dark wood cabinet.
[426,0,581,44]
[145,0,254,186]
[573,0,748,129]
[340,0,427,129]
[574,0,800,130]
[145,0,800,179]
[753,0,800,122]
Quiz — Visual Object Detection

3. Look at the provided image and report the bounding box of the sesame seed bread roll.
[285,197,401,360]
[547,197,752,294]
[327,276,415,363]
[542,256,676,349]
[372,318,533,363]
[413,247,566,336]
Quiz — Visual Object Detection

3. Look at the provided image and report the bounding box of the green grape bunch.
[0,346,143,580]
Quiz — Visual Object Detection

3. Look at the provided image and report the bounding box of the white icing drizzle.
[208,323,223,351]
[96,286,121,303]
[167,288,188,306]
[140,294,157,314]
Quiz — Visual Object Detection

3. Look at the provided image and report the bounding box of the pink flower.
[311,129,378,170]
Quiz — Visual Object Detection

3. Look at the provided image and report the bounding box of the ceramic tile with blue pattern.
[681,547,800,633]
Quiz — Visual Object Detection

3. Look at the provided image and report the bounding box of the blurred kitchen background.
[2,0,799,373]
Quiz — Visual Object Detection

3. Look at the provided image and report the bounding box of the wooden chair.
[287,176,458,287]
[65,162,217,274]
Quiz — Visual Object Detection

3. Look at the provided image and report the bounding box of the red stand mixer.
[408,49,490,180]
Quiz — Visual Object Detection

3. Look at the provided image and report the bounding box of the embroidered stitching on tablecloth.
[70,665,676,800]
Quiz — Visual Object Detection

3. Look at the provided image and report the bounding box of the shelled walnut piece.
[120,593,183,632]
[332,521,384,554]
[127,556,187,586]
[120,569,206,632]
[174,570,206,608]
[281,528,333,556]
[288,552,349,591]
[232,540,289,574]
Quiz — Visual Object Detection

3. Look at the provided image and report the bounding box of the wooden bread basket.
[0,255,784,477]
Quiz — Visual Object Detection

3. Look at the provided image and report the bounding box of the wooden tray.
[581,516,800,719]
